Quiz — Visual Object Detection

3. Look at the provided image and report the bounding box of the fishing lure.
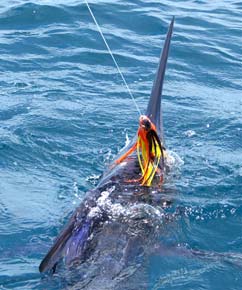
[115,115,166,186]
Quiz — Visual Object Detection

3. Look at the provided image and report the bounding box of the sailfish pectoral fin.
[39,221,75,273]
[39,211,91,273]
[146,17,174,140]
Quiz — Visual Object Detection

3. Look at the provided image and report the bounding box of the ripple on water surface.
[0,0,242,289]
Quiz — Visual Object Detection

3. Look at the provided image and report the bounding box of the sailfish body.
[39,18,175,283]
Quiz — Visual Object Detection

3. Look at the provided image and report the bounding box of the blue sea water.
[0,0,241,289]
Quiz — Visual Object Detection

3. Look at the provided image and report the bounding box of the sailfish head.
[101,18,175,186]
[145,17,174,141]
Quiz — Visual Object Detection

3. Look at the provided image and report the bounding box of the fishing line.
[84,0,142,116]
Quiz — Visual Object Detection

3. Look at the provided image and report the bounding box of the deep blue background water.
[0,0,241,289]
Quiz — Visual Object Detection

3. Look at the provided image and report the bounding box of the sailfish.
[39,17,175,283]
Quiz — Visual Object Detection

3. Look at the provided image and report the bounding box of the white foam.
[166,150,184,168]
[125,132,131,147]
[184,130,196,137]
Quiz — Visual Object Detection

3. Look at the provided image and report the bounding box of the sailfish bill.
[146,16,174,139]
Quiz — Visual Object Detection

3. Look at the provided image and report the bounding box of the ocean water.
[0,0,241,289]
